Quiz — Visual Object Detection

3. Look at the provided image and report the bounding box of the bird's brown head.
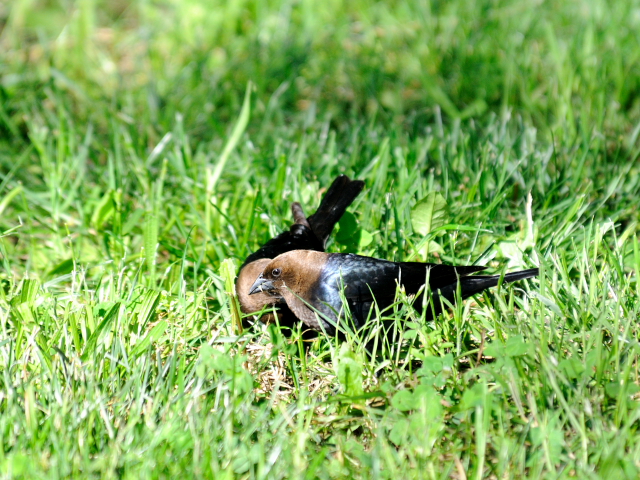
[248,260,289,296]
[248,250,327,299]
[236,259,282,314]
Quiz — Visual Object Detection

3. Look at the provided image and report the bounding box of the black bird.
[248,250,539,335]
[236,175,365,328]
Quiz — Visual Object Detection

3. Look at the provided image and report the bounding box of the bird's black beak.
[248,275,276,295]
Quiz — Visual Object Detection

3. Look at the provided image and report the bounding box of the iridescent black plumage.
[249,250,539,335]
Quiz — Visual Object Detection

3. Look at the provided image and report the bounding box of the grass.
[1,0,640,478]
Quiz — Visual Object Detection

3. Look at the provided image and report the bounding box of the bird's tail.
[500,268,540,283]
[307,175,365,246]
[425,268,539,319]
[455,268,540,299]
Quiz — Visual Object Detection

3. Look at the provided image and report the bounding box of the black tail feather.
[425,267,539,320]
[461,268,540,297]
[500,268,540,283]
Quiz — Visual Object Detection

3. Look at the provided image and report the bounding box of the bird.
[236,175,365,330]
[248,250,539,336]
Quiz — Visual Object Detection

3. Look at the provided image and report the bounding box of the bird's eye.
[272,268,281,277]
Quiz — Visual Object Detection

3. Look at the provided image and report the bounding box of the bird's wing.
[312,254,490,328]
[307,175,365,246]
[241,176,363,268]
[241,224,323,268]
[331,255,486,302]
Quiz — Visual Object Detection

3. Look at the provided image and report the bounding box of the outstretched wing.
[241,223,323,268]
[307,175,365,246]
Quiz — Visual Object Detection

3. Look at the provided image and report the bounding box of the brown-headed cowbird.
[248,250,539,335]
[236,176,365,329]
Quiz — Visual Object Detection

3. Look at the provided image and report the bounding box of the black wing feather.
[307,175,365,246]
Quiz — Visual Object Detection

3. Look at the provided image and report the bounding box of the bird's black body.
[313,254,488,331]
[249,250,539,335]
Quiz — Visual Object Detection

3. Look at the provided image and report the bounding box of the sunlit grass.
[1,0,640,478]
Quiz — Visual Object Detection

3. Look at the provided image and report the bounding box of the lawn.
[1,0,640,478]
